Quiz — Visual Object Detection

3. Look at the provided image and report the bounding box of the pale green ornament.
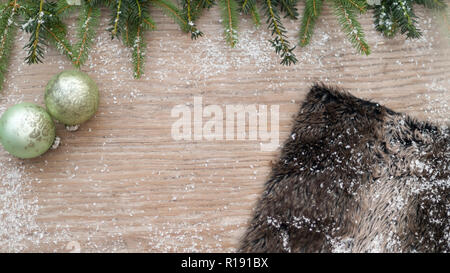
[0,102,56,159]
[45,70,99,125]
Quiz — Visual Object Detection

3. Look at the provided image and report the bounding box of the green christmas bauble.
[45,70,99,125]
[0,102,56,159]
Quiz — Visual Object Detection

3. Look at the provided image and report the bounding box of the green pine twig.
[250,3,261,26]
[374,3,398,37]
[263,0,298,65]
[109,0,123,38]
[129,0,155,79]
[0,1,19,91]
[22,0,45,64]
[219,0,239,47]
[131,22,145,78]
[73,2,100,67]
[333,0,370,55]
[238,0,260,27]
[43,20,74,63]
[279,0,299,19]
[393,0,421,38]
[180,0,203,39]
[239,0,255,13]
[56,0,79,17]
[298,0,324,47]
[150,0,189,32]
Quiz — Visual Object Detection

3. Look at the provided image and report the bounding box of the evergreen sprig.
[372,0,447,38]
[298,0,323,47]
[238,0,260,26]
[73,1,100,67]
[107,0,156,78]
[21,0,55,64]
[130,0,155,78]
[150,0,188,31]
[219,0,239,47]
[192,0,216,20]
[298,0,369,54]
[0,0,19,90]
[56,0,79,17]
[263,0,298,65]
[0,1,447,93]
[180,0,203,39]
[279,0,298,19]
[333,0,370,55]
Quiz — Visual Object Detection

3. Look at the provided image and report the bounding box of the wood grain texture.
[0,5,449,252]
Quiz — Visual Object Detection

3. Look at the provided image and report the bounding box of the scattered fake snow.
[0,161,43,252]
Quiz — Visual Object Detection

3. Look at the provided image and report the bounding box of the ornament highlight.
[0,102,56,159]
[45,70,99,125]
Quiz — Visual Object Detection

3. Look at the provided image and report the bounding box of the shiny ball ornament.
[0,103,56,159]
[45,70,99,125]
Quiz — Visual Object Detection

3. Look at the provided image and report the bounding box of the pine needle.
[239,0,256,13]
[0,1,19,91]
[250,3,261,27]
[333,0,370,55]
[23,0,45,64]
[263,0,298,65]
[239,0,260,27]
[56,0,79,17]
[219,0,239,47]
[73,2,100,67]
[298,0,323,47]
[132,23,145,78]
[150,0,188,32]
[44,22,74,63]
[110,0,123,38]
[279,0,299,20]
[180,0,203,39]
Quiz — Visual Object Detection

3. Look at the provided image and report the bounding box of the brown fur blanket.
[240,84,449,253]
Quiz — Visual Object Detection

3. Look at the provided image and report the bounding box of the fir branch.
[73,1,100,67]
[142,16,156,29]
[238,0,260,26]
[123,17,131,45]
[333,0,370,55]
[373,0,445,39]
[392,0,421,38]
[0,1,19,91]
[192,0,216,20]
[131,22,145,78]
[341,0,366,13]
[56,0,79,17]
[150,0,188,31]
[239,0,256,13]
[110,0,123,38]
[250,3,261,26]
[373,3,398,37]
[279,0,299,20]
[128,0,155,79]
[180,0,203,39]
[219,0,239,47]
[43,20,74,62]
[298,0,323,47]
[263,0,298,65]
[20,0,74,65]
[23,0,45,64]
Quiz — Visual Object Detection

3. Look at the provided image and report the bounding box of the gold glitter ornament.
[45,70,99,125]
[0,103,56,159]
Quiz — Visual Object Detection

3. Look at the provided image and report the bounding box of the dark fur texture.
[240,84,449,253]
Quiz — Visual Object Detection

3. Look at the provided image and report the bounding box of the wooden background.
[0,4,449,252]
